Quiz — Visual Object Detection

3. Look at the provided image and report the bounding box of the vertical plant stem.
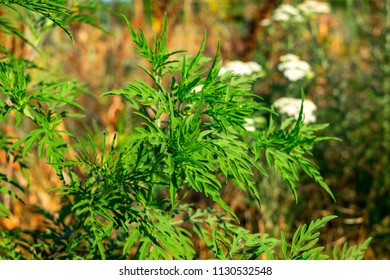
[307,19,328,69]
[383,0,390,187]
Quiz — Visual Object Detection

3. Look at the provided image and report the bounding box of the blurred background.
[0,0,389,259]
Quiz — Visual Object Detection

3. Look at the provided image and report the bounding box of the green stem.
[383,0,390,186]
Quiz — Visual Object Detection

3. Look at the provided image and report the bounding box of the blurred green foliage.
[1,0,388,259]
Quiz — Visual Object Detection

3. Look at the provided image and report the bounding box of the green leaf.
[212,195,238,221]
[2,0,73,40]
[302,246,328,260]
[0,202,12,218]
[332,237,372,260]
[283,215,337,260]
[96,240,106,260]
[281,231,288,259]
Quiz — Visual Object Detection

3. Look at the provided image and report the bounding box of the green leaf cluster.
[0,0,104,41]
[0,54,83,170]
[332,237,372,260]
[51,15,340,259]
[281,215,337,260]
[255,93,338,202]
[103,16,268,221]
[0,1,95,220]
[0,6,372,260]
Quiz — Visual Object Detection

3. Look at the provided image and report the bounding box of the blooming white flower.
[219,60,263,76]
[281,68,307,82]
[271,4,305,23]
[278,60,311,72]
[298,1,331,15]
[243,118,256,132]
[242,117,265,132]
[246,61,263,73]
[277,54,314,82]
[244,118,255,125]
[273,97,317,124]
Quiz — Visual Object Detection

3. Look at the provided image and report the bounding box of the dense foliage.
[1,0,383,259]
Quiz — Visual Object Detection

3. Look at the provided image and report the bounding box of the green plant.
[0,0,98,219]
[332,237,372,260]
[0,0,102,40]
[281,215,336,260]
[0,2,371,260]
[51,15,336,259]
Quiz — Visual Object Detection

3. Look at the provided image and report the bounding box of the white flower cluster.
[243,117,265,132]
[219,60,263,76]
[298,1,331,15]
[271,4,304,23]
[277,54,314,82]
[273,97,317,124]
[265,1,331,24]
[192,60,262,93]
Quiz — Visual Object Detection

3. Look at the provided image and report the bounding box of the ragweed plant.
[47,15,340,259]
[0,0,94,219]
[0,3,371,260]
